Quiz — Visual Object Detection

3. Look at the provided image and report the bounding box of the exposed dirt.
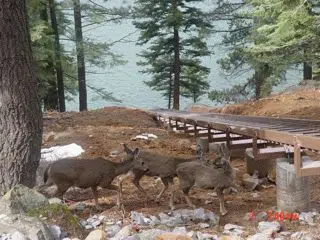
[42,89,320,238]
[189,88,320,120]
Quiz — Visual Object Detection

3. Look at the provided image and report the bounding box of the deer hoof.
[221,210,228,216]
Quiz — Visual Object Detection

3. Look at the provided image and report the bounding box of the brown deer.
[174,143,236,215]
[118,144,196,209]
[38,144,147,210]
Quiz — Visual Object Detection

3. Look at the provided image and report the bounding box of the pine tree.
[0,0,43,193]
[246,0,319,80]
[208,0,285,103]
[134,0,212,109]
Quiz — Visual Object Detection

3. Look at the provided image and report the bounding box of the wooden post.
[294,136,302,177]
[183,121,187,133]
[252,132,258,159]
[208,125,213,143]
[226,127,231,148]
[194,122,198,137]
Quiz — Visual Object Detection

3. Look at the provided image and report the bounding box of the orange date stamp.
[267,210,300,221]
[249,210,300,221]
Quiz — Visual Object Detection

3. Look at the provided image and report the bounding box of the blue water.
[65,1,302,111]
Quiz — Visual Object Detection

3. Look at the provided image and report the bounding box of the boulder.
[0,184,49,214]
[156,233,192,240]
[85,230,106,240]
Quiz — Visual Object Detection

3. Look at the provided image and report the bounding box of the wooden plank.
[300,161,320,176]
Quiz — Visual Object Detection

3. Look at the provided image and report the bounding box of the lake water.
[65,1,302,111]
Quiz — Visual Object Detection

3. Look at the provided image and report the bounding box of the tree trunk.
[303,62,312,80]
[0,0,43,195]
[40,2,58,111]
[172,0,180,110]
[73,0,87,111]
[49,0,66,112]
[168,69,173,109]
[254,70,262,100]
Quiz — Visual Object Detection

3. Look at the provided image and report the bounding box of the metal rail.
[148,109,320,177]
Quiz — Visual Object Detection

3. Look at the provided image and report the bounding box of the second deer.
[174,143,236,215]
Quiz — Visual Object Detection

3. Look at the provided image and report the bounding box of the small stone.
[150,215,161,225]
[258,221,280,233]
[196,231,218,240]
[156,233,192,240]
[251,192,259,198]
[199,223,210,229]
[299,212,315,226]
[10,231,26,240]
[193,208,206,221]
[85,225,94,230]
[158,212,170,222]
[172,227,187,234]
[113,225,132,240]
[49,224,62,239]
[138,229,166,240]
[290,231,310,239]
[74,202,86,211]
[85,230,106,240]
[110,150,120,157]
[204,200,213,204]
[223,224,244,236]
[280,231,291,236]
[247,232,271,240]
[49,197,62,204]
[105,224,121,238]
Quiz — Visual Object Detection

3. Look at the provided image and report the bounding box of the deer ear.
[121,143,132,154]
[133,147,140,156]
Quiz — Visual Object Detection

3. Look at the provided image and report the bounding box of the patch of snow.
[41,143,85,161]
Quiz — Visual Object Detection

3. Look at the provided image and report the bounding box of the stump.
[276,157,310,212]
[245,148,275,178]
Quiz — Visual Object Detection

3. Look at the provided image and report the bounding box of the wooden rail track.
[148,109,320,177]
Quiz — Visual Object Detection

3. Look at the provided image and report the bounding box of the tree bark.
[168,69,173,109]
[73,0,87,111]
[303,62,312,80]
[49,0,66,112]
[172,0,180,110]
[40,2,58,111]
[0,0,43,195]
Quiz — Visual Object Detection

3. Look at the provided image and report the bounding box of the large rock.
[0,215,54,240]
[0,184,49,214]
[85,230,106,240]
[156,233,192,240]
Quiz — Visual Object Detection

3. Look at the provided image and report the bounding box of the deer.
[118,144,198,209]
[173,143,236,216]
[37,144,148,210]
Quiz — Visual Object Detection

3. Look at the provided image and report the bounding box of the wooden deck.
[148,109,320,177]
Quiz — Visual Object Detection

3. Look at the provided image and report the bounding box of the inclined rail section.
[148,109,320,177]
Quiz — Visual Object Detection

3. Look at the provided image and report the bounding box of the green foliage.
[27,203,82,235]
[133,0,212,107]
[246,0,320,69]
[208,0,289,103]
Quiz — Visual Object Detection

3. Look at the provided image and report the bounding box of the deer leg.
[155,177,169,202]
[216,187,227,216]
[132,176,151,200]
[168,179,176,210]
[118,172,134,204]
[55,183,71,204]
[107,184,121,208]
[91,186,103,210]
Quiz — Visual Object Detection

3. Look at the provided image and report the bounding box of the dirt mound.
[189,88,320,120]
[44,106,159,132]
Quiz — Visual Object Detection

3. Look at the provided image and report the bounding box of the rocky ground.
[1,88,320,240]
